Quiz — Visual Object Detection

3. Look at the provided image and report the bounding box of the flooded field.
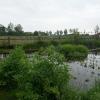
[69,53,100,91]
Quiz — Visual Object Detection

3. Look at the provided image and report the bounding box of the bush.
[30,47,70,100]
[60,44,88,61]
[0,46,71,100]
[0,47,29,90]
[0,47,36,100]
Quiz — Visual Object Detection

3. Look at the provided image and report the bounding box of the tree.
[14,24,23,32]
[54,32,57,36]
[7,22,14,32]
[46,31,49,36]
[34,31,39,36]
[64,29,68,36]
[46,31,52,36]
[83,30,86,34]
[69,28,79,34]
[69,28,80,44]
[56,30,60,36]
[49,31,52,36]
[94,25,100,34]
[0,24,6,32]
[60,30,63,36]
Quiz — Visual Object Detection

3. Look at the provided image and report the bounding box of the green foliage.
[83,82,100,100]
[0,47,36,100]
[60,44,88,61]
[31,50,70,100]
[0,47,28,90]
[0,46,71,100]
[23,41,50,50]
[0,46,99,100]
[14,24,23,32]
[50,40,60,46]
[63,38,100,49]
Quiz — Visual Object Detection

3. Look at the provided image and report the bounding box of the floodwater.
[69,53,100,91]
[0,53,100,91]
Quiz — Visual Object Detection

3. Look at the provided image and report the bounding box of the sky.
[0,0,100,33]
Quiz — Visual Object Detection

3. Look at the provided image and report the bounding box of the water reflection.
[69,54,100,91]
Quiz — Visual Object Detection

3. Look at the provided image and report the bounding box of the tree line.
[0,23,23,33]
[0,22,82,36]
[0,23,100,38]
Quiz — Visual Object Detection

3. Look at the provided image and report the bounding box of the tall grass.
[59,44,88,61]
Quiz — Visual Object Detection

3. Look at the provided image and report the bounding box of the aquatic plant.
[59,44,88,61]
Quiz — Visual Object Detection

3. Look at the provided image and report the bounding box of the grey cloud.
[0,0,100,32]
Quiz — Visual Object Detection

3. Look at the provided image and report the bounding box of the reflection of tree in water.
[69,53,100,90]
[82,54,100,69]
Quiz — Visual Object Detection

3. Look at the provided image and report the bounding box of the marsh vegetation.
[0,46,99,100]
[0,23,100,100]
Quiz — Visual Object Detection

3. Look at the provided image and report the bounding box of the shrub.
[0,46,71,100]
[60,44,88,61]
[0,47,29,90]
[31,48,70,100]
[0,47,37,100]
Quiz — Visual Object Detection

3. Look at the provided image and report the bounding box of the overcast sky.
[0,0,100,32]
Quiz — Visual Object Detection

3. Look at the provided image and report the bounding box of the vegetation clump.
[31,50,70,100]
[0,47,70,100]
[59,44,88,61]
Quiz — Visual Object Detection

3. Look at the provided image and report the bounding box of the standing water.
[69,53,100,91]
